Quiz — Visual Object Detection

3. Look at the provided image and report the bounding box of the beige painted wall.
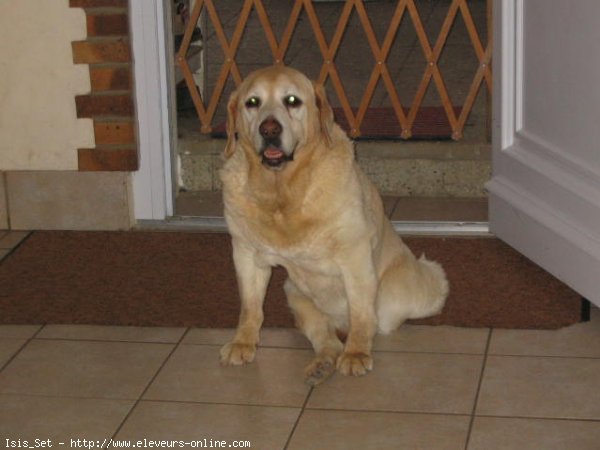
[0,0,94,170]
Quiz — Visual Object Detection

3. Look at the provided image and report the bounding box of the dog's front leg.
[220,240,271,366]
[336,244,378,377]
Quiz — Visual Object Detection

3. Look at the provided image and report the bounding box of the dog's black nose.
[259,116,282,139]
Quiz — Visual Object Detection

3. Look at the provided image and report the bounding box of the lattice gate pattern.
[176,0,492,140]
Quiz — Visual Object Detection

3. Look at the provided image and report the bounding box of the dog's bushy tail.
[376,253,449,334]
[414,254,449,318]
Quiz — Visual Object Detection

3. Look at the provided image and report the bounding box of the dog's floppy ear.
[224,89,238,159]
[313,82,334,147]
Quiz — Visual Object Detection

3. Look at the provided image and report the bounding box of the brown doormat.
[0,231,585,329]
[211,107,458,140]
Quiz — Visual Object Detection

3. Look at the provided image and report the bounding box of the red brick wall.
[70,0,138,171]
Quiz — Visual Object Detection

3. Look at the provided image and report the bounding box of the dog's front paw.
[220,341,257,366]
[336,352,373,377]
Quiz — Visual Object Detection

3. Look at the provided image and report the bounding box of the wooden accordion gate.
[176,0,492,140]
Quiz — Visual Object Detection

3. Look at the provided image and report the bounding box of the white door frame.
[130,0,174,221]
[487,0,600,306]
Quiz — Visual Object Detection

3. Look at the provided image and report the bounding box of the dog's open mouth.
[261,145,293,169]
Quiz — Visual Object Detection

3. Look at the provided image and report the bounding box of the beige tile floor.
[1,231,600,449]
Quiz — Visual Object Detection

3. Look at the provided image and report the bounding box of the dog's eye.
[284,95,302,108]
[245,97,261,109]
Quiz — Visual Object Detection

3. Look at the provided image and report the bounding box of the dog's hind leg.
[284,279,343,385]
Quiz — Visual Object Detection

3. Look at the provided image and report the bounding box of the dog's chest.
[236,203,341,274]
[232,188,324,247]
[252,214,330,267]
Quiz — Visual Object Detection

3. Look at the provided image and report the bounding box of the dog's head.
[224,65,334,170]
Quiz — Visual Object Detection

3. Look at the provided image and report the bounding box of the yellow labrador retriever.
[219,65,448,385]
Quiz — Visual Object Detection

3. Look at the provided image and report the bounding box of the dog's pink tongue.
[264,147,284,160]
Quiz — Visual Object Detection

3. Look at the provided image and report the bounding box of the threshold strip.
[137,217,490,236]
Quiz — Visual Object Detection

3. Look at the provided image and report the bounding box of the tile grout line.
[480,353,600,361]
[179,341,490,357]
[300,406,472,417]
[471,413,600,424]
[464,328,493,450]
[33,336,189,346]
[0,325,44,374]
[283,385,315,450]
[107,327,192,441]
[0,338,34,375]
[0,390,306,411]
[0,231,33,264]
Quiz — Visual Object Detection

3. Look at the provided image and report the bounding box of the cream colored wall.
[0,0,94,170]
